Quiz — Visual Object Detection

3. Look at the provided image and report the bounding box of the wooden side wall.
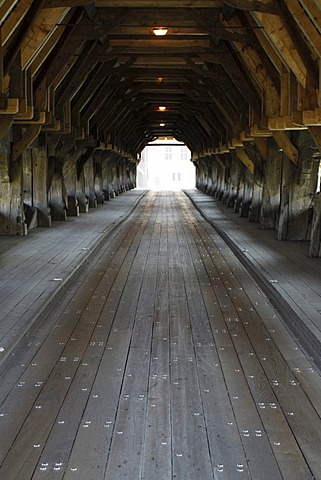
[0,137,136,234]
[195,129,321,256]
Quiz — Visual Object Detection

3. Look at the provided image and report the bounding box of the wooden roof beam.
[4,0,48,74]
[235,146,254,173]
[193,78,245,124]
[309,126,321,151]
[225,11,280,92]
[33,9,84,90]
[188,9,247,43]
[44,0,276,9]
[21,7,71,70]
[108,38,210,49]
[253,11,307,88]
[97,101,130,133]
[273,0,319,88]
[224,0,276,14]
[273,131,299,165]
[56,40,99,106]
[286,0,321,58]
[114,67,203,78]
[208,43,261,114]
[79,86,118,129]
[71,61,118,124]
[91,86,135,130]
[27,16,74,75]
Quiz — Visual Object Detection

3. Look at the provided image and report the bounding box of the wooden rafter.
[0,0,320,157]
[273,0,319,88]
[253,11,307,87]
[44,0,275,9]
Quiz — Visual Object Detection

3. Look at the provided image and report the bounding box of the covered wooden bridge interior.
[0,0,321,247]
[2,1,321,479]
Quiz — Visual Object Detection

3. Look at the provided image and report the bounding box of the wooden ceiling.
[1,0,321,161]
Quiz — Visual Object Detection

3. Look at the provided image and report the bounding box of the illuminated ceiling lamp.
[158,106,166,111]
[153,27,168,36]
[160,123,165,127]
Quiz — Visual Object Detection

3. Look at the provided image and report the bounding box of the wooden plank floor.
[0,189,147,364]
[0,191,321,479]
[184,189,321,347]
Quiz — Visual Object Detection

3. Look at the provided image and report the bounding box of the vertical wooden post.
[33,133,51,227]
[318,58,321,108]
[310,192,321,257]
[280,64,290,116]
[0,28,3,95]
[84,155,97,208]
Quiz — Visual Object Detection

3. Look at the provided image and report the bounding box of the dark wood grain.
[0,191,320,480]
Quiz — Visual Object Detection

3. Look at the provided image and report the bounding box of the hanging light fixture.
[158,106,166,111]
[153,27,168,36]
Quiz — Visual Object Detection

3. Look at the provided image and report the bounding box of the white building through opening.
[137,139,195,190]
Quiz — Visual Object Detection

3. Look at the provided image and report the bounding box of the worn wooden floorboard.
[179,207,282,479]
[141,195,172,480]
[201,219,321,449]
[103,202,159,479]
[185,197,320,478]
[184,190,321,339]
[0,219,145,479]
[198,215,320,477]
[62,216,151,480]
[172,204,250,479]
[0,191,321,479]
[168,198,214,480]
[0,191,147,363]
[181,196,319,478]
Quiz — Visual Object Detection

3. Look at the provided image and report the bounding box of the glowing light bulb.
[153,27,168,36]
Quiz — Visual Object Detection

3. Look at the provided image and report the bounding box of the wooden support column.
[243,142,264,223]
[0,140,25,235]
[63,151,80,217]
[260,138,281,229]
[276,180,290,241]
[48,157,67,221]
[32,133,51,227]
[0,28,4,96]
[102,152,116,199]
[22,149,36,230]
[249,169,263,223]
[318,58,321,108]
[277,131,317,241]
[310,192,321,257]
[76,167,89,213]
[239,169,254,218]
[84,156,97,208]
[111,157,121,196]
[214,154,226,199]
[94,152,105,204]
[75,147,95,211]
